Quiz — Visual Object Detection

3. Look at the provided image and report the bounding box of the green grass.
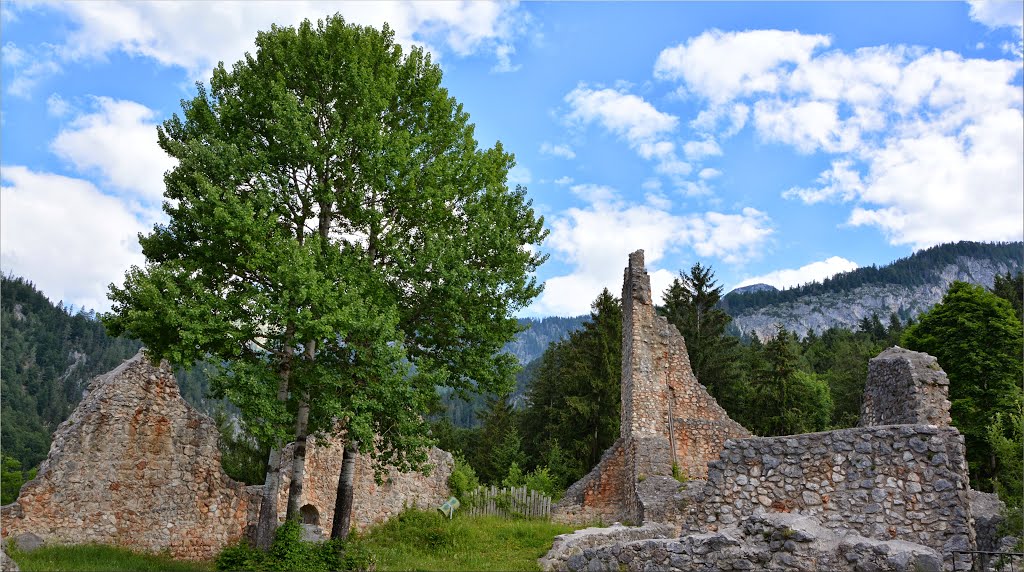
[357,509,576,571]
[7,543,213,572]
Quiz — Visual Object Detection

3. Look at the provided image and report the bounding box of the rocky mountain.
[722,241,1023,339]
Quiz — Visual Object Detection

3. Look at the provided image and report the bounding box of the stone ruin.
[552,250,750,526]
[0,350,452,560]
[543,250,1014,572]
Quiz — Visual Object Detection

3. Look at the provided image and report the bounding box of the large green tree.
[661,263,742,411]
[901,281,1024,491]
[520,289,621,486]
[747,327,832,436]
[104,16,546,546]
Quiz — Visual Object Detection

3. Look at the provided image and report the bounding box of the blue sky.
[2,1,1022,317]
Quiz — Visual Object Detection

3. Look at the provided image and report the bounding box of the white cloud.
[733,256,860,291]
[11,1,528,93]
[641,178,662,191]
[657,28,1024,250]
[50,97,176,204]
[508,164,532,186]
[698,168,722,180]
[654,29,830,103]
[682,138,722,160]
[564,83,695,189]
[46,93,71,117]
[539,142,576,159]
[968,0,1023,54]
[783,160,863,204]
[554,176,574,185]
[2,41,61,97]
[532,186,774,315]
[645,193,672,210]
[565,84,678,143]
[1,166,150,312]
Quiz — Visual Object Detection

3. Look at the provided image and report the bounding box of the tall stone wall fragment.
[860,346,952,427]
[0,351,260,561]
[553,250,749,525]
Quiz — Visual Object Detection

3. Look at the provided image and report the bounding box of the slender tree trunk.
[285,340,316,521]
[255,349,294,550]
[330,441,359,540]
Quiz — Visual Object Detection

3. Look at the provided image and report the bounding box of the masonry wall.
[553,250,749,524]
[0,352,259,561]
[860,346,952,427]
[277,438,453,534]
[683,425,976,563]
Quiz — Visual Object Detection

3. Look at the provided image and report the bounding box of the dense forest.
[722,241,1023,314]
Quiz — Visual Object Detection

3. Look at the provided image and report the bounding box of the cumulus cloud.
[968,0,1023,57]
[8,1,528,94]
[655,28,1024,250]
[46,93,71,116]
[2,41,61,97]
[682,138,723,160]
[564,83,702,189]
[532,184,774,315]
[654,29,831,103]
[539,142,576,159]
[1,166,151,312]
[508,164,532,185]
[554,175,574,185]
[732,256,860,291]
[50,97,176,204]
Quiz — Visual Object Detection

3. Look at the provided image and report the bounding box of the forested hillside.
[723,241,1022,338]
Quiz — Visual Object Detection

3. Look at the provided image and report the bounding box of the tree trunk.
[285,392,311,521]
[255,349,294,550]
[254,447,284,550]
[284,339,316,521]
[330,441,358,540]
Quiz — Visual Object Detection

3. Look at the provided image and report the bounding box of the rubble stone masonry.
[553,250,749,525]
[859,346,953,427]
[0,352,259,560]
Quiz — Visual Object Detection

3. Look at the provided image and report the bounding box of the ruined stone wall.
[554,250,749,525]
[683,425,976,565]
[552,439,629,525]
[277,438,453,534]
[860,347,952,427]
[0,352,259,561]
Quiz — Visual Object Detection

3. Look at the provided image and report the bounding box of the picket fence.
[464,485,552,520]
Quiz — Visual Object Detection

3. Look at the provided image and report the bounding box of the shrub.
[214,520,371,572]
[448,454,480,503]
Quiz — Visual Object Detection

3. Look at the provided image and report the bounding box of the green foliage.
[358,509,576,571]
[902,281,1024,490]
[1,455,26,505]
[8,543,212,572]
[214,409,270,485]
[523,466,561,501]
[214,521,370,572]
[992,271,1024,323]
[661,263,742,407]
[447,455,481,503]
[103,15,547,496]
[987,395,1023,537]
[520,290,621,486]
[501,461,526,488]
[472,395,526,484]
[746,327,833,436]
[672,462,689,483]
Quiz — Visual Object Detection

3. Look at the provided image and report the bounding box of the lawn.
[4,511,575,572]
[359,510,577,571]
[7,543,213,572]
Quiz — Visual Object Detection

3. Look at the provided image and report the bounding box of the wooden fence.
[463,485,552,520]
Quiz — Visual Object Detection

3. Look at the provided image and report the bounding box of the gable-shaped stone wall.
[0,352,260,560]
[860,346,953,427]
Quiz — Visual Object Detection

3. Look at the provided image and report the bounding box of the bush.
[214,520,373,572]
[523,466,562,500]
[448,454,480,503]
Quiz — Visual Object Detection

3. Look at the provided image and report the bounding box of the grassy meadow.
[5,510,576,572]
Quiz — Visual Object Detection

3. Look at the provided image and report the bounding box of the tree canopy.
[104,15,546,540]
[901,281,1024,490]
